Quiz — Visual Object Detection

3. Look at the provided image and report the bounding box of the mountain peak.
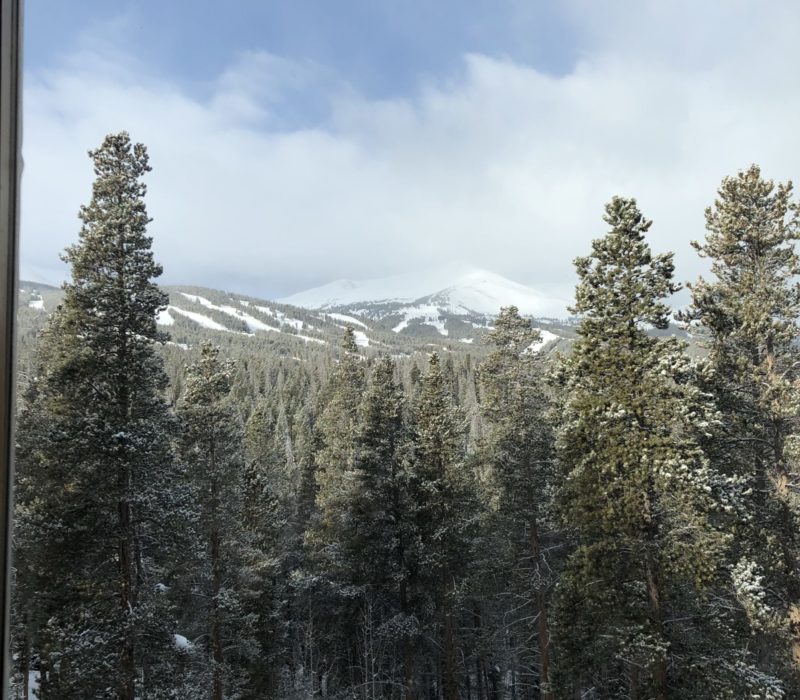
[279,264,569,319]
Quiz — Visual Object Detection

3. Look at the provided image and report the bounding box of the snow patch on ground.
[220,307,280,333]
[528,328,560,353]
[392,305,449,336]
[174,634,193,651]
[275,310,304,330]
[156,308,175,326]
[28,670,40,699]
[172,292,326,343]
[178,292,213,307]
[427,318,448,336]
[252,305,305,330]
[326,312,368,329]
[298,335,327,345]
[353,330,370,347]
[177,292,281,333]
[460,337,474,344]
[168,306,231,332]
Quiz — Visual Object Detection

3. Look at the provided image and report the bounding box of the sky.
[19,1,800,304]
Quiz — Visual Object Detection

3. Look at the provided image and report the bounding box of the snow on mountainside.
[17,276,575,355]
[279,265,569,319]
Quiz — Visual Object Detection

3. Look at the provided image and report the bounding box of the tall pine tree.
[554,197,743,698]
[176,342,253,699]
[685,165,800,694]
[341,355,419,696]
[477,306,556,698]
[410,352,476,700]
[13,132,182,699]
[312,326,365,549]
[302,327,367,694]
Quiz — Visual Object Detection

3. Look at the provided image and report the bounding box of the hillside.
[17,275,577,363]
[279,264,572,337]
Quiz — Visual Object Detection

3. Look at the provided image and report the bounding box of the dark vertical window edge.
[0,0,21,697]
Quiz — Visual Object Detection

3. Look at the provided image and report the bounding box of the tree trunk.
[473,606,485,700]
[488,665,500,700]
[530,520,552,700]
[443,580,458,700]
[116,285,136,700]
[119,493,135,700]
[629,667,640,700]
[401,581,416,699]
[20,624,29,700]
[38,654,50,700]
[475,656,484,700]
[211,519,224,700]
[645,560,667,700]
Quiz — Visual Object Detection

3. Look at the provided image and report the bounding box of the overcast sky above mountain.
[20,1,800,304]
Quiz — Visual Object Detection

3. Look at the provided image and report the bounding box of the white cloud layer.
[20,2,800,305]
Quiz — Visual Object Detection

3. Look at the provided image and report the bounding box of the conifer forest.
[11,131,800,699]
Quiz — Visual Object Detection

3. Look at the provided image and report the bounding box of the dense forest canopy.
[9,133,800,699]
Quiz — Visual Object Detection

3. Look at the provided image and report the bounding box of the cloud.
[20,2,800,305]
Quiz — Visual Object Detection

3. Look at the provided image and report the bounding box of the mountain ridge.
[17,278,574,358]
[279,264,570,319]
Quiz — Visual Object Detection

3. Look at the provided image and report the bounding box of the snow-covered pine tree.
[12,132,182,699]
[340,355,418,695]
[553,197,744,698]
[477,306,556,699]
[409,352,476,700]
[11,381,52,700]
[312,326,365,537]
[302,327,367,692]
[176,342,253,699]
[685,165,800,694]
[240,393,302,696]
[293,399,321,532]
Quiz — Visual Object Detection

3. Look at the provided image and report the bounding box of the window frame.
[0,0,22,695]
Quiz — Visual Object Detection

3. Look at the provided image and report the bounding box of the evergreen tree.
[240,393,301,697]
[409,353,476,700]
[12,132,182,699]
[477,306,556,698]
[176,342,253,699]
[342,355,418,695]
[312,326,366,547]
[685,165,800,693]
[301,327,367,694]
[554,197,743,698]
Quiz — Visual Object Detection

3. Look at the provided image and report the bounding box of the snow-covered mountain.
[18,268,575,355]
[279,265,570,320]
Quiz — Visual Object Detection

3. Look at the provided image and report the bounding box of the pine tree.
[301,327,367,693]
[240,393,301,696]
[685,165,800,693]
[12,132,182,699]
[554,197,740,697]
[312,326,365,546]
[341,355,418,695]
[477,306,555,698]
[409,352,476,700]
[176,342,253,699]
